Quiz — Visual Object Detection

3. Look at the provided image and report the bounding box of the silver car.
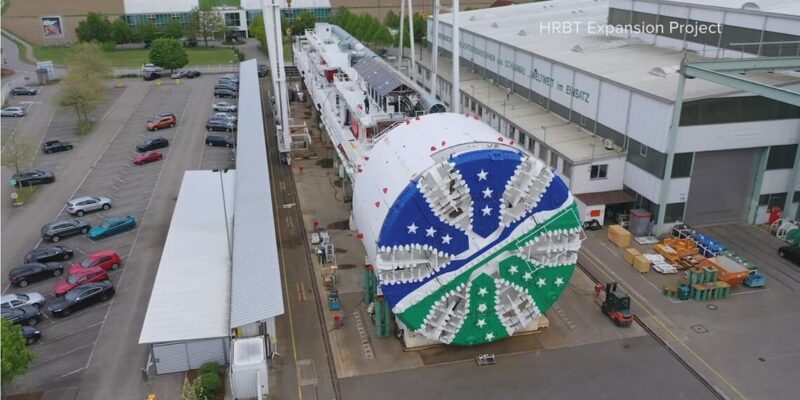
[1,293,45,309]
[212,102,237,112]
[1,106,26,117]
[66,196,112,216]
[213,112,237,122]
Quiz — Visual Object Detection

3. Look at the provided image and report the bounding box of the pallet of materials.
[632,254,651,273]
[624,248,640,265]
[676,254,705,271]
[644,253,677,274]
[655,238,699,262]
[607,225,632,248]
[699,256,750,286]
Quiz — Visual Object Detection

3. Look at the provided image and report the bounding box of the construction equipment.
[328,285,341,311]
[596,282,633,327]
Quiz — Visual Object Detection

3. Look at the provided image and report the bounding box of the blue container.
[677,286,691,300]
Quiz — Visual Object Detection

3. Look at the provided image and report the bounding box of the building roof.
[440,0,800,102]
[123,0,331,14]
[229,60,285,329]
[139,170,235,344]
[663,0,800,15]
[354,57,408,97]
[575,190,635,206]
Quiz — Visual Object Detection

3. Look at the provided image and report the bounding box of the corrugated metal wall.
[152,338,229,374]
[684,149,759,226]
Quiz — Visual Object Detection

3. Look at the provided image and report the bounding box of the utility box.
[629,209,651,236]
[230,336,268,399]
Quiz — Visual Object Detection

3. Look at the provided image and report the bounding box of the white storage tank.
[229,336,268,399]
[352,113,582,346]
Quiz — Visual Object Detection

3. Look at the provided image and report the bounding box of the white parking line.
[41,320,105,342]
[1,89,43,152]
[32,342,95,367]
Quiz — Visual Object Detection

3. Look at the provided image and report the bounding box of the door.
[32,266,46,281]
[684,149,759,226]
[187,338,228,369]
[153,343,190,374]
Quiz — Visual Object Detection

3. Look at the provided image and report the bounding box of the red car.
[68,250,122,274]
[132,151,163,165]
[52,267,109,297]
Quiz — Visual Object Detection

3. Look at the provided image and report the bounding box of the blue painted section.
[450,150,522,238]
[378,158,571,307]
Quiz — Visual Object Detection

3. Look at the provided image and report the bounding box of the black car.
[136,137,169,152]
[143,72,162,81]
[41,219,92,242]
[214,83,239,92]
[24,246,74,263]
[1,306,42,326]
[205,135,235,147]
[184,37,198,47]
[778,245,800,266]
[8,262,64,287]
[214,88,238,98]
[185,70,201,79]
[206,119,237,132]
[21,326,41,344]
[257,64,269,77]
[48,281,115,317]
[11,86,38,95]
[12,170,55,187]
[42,140,74,154]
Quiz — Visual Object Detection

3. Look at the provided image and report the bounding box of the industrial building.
[413,0,800,234]
[2,0,331,45]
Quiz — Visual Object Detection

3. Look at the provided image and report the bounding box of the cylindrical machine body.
[352,113,582,346]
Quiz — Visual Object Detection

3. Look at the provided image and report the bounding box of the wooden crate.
[607,225,632,248]
[632,255,651,273]
[624,248,641,265]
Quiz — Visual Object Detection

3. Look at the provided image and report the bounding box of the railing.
[111,64,239,77]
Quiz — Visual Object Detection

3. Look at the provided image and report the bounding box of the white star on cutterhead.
[477,303,488,313]
[441,234,452,245]
[485,332,495,341]
[482,187,493,198]
[425,226,437,237]
[477,287,488,297]
[481,205,492,216]
[523,272,533,281]
[407,222,418,234]
[536,278,547,288]
[476,318,487,328]
[477,169,488,181]
[508,265,518,275]
[555,277,565,287]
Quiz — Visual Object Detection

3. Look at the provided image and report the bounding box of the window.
[760,193,787,209]
[767,145,797,170]
[563,161,572,177]
[664,203,686,223]
[639,143,648,158]
[539,144,548,160]
[550,152,558,169]
[590,164,608,180]
[671,153,694,178]
[225,12,241,28]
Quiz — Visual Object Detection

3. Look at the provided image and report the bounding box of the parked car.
[206,119,237,132]
[69,250,122,273]
[49,281,115,317]
[147,113,177,131]
[141,63,161,73]
[213,113,237,123]
[1,306,42,326]
[184,37,198,47]
[214,88,238,98]
[170,70,188,79]
[257,64,269,77]
[136,137,169,152]
[778,245,800,266]
[8,262,63,287]
[206,135,235,147]
[11,86,37,96]
[132,151,163,165]
[41,219,92,242]
[185,70,201,79]
[213,102,237,112]
[42,140,74,154]
[219,75,239,84]
[214,83,239,92]
[88,215,136,240]
[12,170,55,187]
[1,106,26,117]
[53,267,109,297]
[21,326,41,344]
[66,196,112,217]
[1,293,45,309]
[143,72,162,81]
[24,245,74,263]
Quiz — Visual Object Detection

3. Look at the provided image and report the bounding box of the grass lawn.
[34,46,237,68]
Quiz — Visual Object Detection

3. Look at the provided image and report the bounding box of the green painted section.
[395,203,582,345]
[451,273,510,346]
[199,0,241,8]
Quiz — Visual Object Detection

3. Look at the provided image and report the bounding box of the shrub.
[198,361,220,375]
[194,372,221,399]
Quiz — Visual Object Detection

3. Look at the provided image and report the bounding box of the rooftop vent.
[572,45,584,53]
[491,22,499,28]
[469,16,477,21]
[649,66,679,77]
[741,2,760,10]
[518,30,527,36]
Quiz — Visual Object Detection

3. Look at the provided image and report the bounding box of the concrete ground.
[2,75,225,400]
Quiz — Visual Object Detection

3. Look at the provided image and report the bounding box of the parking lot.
[2,74,240,398]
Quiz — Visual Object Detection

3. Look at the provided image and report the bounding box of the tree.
[149,38,188,71]
[163,18,185,40]
[189,5,225,46]
[1,319,35,385]
[290,11,316,36]
[135,20,159,44]
[57,42,110,132]
[111,17,134,44]
[249,17,266,53]
[0,135,36,177]
[75,12,112,43]
[384,10,400,28]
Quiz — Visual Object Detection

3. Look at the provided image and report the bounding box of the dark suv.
[143,72,161,81]
[42,140,74,154]
[41,219,92,242]
[136,137,169,152]
[24,246,74,263]
[206,119,237,132]
[214,88,238,98]
[258,64,269,77]
[8,262,64,287]
[1,306,42,326]
[12,170,55,187]
[205,135,235,147]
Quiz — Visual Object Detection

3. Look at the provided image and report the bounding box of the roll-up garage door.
[152,342,190,374]
[152,338,228,374]
[684,148,759,226]
[187,338,229,369]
